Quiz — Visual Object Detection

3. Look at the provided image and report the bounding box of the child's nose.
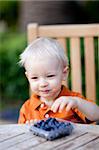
[39,78,48,87]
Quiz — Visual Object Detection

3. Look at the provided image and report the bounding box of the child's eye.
[47,75,55,78]
[31,77,38,80]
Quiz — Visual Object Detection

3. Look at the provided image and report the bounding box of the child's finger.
[25,120,29,124]
[30,120,34,124]
[25,119,38,125]
[66,102,73,112]
[34,119,38,124]
[51,101,60,113]
[59,102,67,113]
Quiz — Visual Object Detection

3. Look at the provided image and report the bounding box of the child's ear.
[25,71,28,78]
[62,66,69,81]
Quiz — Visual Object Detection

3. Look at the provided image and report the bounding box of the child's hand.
[51,96,78,113]
[25,119,38,125]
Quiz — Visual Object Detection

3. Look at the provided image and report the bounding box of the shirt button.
[45,114,49,118]
[41,103,44,108]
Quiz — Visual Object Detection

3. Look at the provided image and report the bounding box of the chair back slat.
[27,23,38,44]
[84,37,96,100]
[56,38,68,86]
[70,38,82,93]
[56,38,67,54]
[27,23,99,101]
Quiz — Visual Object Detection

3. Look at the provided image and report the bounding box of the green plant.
[0,0,19,28]
[0,32,29,106]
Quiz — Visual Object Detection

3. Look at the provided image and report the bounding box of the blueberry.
[45,117,52,123]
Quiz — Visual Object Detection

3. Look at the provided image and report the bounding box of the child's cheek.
[50,79,61,88]
[30,82,38,91]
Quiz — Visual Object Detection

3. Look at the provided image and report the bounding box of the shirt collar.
[30,94,42,110]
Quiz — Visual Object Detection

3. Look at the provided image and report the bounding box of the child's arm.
[51,96,99,121]
[18,111,26,124]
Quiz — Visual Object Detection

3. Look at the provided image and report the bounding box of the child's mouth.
[40,90,50,94]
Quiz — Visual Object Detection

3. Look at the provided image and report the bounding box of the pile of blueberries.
[34,118,71,131]
[30,118,73,140]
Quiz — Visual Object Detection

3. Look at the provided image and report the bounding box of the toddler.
[18,37,99,124]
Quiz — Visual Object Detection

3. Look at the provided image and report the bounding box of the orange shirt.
[18,86,94,124]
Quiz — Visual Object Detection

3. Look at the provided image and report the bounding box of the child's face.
[25,57,66,100]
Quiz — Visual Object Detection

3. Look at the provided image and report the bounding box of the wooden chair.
[27,23,99,101]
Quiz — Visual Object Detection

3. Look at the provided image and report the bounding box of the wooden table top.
[0,123,99,150]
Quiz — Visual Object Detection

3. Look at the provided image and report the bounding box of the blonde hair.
[19,37,68,69]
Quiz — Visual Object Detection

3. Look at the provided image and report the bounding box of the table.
[0,123,99,150]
